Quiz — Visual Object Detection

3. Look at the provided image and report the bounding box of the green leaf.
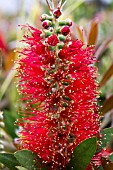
[99,127,113,150]
[14,149,49,170]
[109,154,113,162]
[61,0,66,5]
[0,153,19,170]
[14,150,37,170]
[3,110,18,139]
[68,137,97,170]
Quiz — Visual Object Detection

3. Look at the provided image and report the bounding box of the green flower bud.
[45,31,52,37]
[40,14,53,21]
[58,35,66,41]
[62,103,68,107]
[58,19,72,26]
[57,43,64,49]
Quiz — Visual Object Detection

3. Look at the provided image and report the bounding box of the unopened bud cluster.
[40,8,72,51]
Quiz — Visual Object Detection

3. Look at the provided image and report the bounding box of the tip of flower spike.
[53,8,62,18]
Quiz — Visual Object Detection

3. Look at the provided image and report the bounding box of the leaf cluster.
[1,127,113,170]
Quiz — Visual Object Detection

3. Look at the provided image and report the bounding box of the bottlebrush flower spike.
[17,1,101,170]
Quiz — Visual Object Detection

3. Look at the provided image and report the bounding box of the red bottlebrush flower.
[42,53,55,65]
[17,14,100,170]
[61,26,70,36]
[47,34,59,46]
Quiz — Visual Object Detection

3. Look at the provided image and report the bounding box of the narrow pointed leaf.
[99,127,113,150]
[69,137,97,170]
[52,0,60,8]
[62,0,66,3]
[101,157,113,170]
[61,0,66,6]
[76,25,85,42]
[100,63,113,88]
[14,150,49,170]
[94,38,112,59]
[88,18,98,45]
[3,110,18,138]
[100,114,111,129]
[0,153,19,170]
[101,95,113,115]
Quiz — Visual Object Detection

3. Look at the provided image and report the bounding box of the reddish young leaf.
[99,63,113,87]
[101,95,113,115]
[4,50,15,71]
[94,38,113,59]
[75,25,85,42]
[101,157,113,170]
[87,18,98,45]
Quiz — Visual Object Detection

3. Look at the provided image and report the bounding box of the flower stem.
[46,0,53,12]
